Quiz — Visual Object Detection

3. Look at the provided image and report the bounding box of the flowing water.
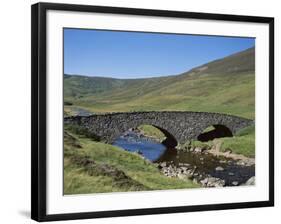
[113,131,167,161]
[113,131,255,186]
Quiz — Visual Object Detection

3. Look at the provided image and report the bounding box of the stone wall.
[64,111,254,144]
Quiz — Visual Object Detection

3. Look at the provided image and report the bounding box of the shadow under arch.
[151,125,178,148]
[197,124,233,142]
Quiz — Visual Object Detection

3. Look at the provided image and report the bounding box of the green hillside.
[64,129,198,194]
[64,47,255,119]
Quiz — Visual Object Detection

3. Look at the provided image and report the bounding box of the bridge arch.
[197,124,233,142]
[113,124,178,148]
[153,125,178,148]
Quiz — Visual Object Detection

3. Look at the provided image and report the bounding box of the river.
[113,131,255,186]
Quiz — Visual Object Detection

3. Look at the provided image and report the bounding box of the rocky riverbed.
[176,140,255,166]
[115,129,255,188]
[156,147,255,187]
[157,160,255,187]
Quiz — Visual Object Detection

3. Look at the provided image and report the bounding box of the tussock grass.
[189,125,255,158]
[220,125,255,157]
[64,130,198,195]
[138,124,166,141]
[64,124,100,141]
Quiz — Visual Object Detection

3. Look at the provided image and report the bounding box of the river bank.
[64,128,199,195]
[114,129,255,188]
[156,150,255,187]
[64,123,255,193]
[176,139,255,166]
[127,126,256,187]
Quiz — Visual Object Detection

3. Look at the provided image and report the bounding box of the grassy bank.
[64,129,198,195]
[137,124,166,142]
[219,125,255,157]
[189,125,255,158]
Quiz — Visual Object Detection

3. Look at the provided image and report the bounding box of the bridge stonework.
[64,111,254,144]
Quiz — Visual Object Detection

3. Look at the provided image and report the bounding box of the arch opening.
[197,124,233,142]
[118,124,178,148]
[112,124,178,162]
[150,125,178,148]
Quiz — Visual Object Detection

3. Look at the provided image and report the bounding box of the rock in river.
[194,147,203,153]
[232,181,239,186]
[158,162,167,168]
[215,166,224,171]
[200,177,225,187]
[244,176,255,186]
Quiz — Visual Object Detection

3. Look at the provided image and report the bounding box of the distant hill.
[64,75,127,97]
[185,47,255,76]
[64,47,255,119]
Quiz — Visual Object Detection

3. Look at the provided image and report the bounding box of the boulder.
[158,162,167,168]
[194,147,202,153]
[219,160,227,164]
[232,181,239,186]
[200,177,225,187]
[236,160,245,166]
[215,166,224,171]
[244,176,255,186]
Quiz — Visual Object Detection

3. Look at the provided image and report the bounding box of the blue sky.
[64,28,255,79]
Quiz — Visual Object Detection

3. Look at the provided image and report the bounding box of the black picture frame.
[31,2,274,222]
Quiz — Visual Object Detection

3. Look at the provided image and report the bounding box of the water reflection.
[113,131,166,162]
[113,131,255,186]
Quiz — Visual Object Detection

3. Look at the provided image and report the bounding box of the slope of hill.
[64,47,255,119]
[185,47,255,76]
[64,75,127,97]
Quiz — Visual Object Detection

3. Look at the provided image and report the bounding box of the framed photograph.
[31,2,274,222]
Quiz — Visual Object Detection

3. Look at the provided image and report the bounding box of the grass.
[64,72,255,119]
[64,123,100,141]
[219,125,255,157]
[64,130,199,195]
[63,48,256,194]
[64,48,255,119]
[190,140,212,149]
[189,125,255,158]
[137,125,166,141]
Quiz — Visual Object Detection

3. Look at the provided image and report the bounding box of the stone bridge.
[64,111,253,145]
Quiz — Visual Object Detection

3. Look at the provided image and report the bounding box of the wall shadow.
[197,124,233,142]
[153,125,178,148]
